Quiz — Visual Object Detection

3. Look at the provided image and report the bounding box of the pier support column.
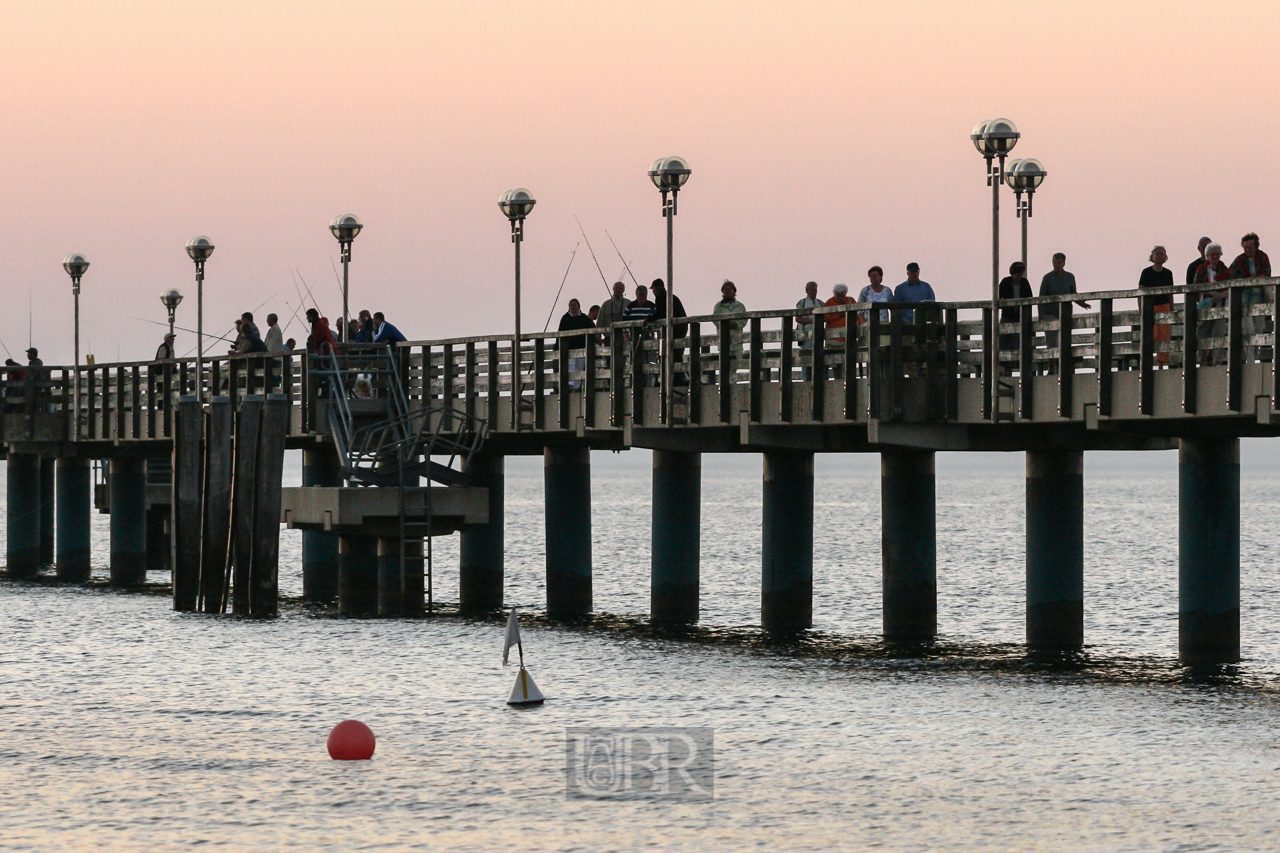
[651,450,701,623]
[459,452,504,612]
[39,457,54,567]
[302,444,342,603]
[1179,437,1240,665]
[1026,450,1085,651]
[339,534,378,616]
[55,458,92,582]
[6,453,41,578]
[882,450,936,643]
[378,537,424,617]
[761,451,814,631]
[545,446,592,619]
[109,457,148,587]
[146,505,170,575]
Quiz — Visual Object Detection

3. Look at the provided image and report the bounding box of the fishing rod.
[132,317,238,343]
[540,243,579,334]
[604,229,642,290]
[0,330,13,359]
[574,215,615,298]
[179,292,277,358]
[292,268,321,313]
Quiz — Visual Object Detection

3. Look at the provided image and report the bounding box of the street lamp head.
[160,288,184,311]
[62,253,90,279]
[1004,157,1046,191]
[648,156,692,190]
[971,117,1020,157]
[185,235,215,262]
[329,213,363,243]
[498,189,536,221]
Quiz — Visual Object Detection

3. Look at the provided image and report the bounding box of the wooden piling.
[171,396,202,611]
[230,395,264,615]
[199,397,233,613]
[250,393,289,617]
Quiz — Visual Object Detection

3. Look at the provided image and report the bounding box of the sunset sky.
[4,0,1278,363]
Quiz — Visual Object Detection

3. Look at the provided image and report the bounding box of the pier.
[4,277,1277,665]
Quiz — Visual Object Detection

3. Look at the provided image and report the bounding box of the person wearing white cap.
[155,333,175,361]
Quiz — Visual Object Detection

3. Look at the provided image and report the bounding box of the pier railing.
[2,277,1276,445]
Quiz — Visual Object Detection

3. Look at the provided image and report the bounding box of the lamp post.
[160,288,184,339]
[185,236,214,401]
[1003,158,1047,269]
[499,189,536,431]
[647,156,691,422]
[62,253,89,431]
[971,118,1020,401]
[329,214,363,343]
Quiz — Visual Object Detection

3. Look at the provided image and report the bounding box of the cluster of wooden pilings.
[5,394,288,618]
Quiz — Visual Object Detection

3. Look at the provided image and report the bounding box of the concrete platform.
[280,485,488,537]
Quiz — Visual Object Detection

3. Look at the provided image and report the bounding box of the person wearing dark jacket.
[557,299,595,389]
[1187,237,1211,285]
[647,278,688,385]
[998,261,1032,366]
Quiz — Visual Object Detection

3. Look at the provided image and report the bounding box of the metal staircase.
[311,344,488,612]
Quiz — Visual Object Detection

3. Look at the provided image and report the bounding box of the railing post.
[1058,302,1073,417]
[487,340,500,428]
[1098,298,1114,417]
[868,309,882,421]
[1228,285,1244,412]
[1139,293,1155,416]
[1019,303,1033,420]
[779,315,793,423]
[944,307,959,421]
[718,320,733,425]
[557,335,571,430]
[889,306,904,420]
[584,332,597,427]
[748,317,762,422]
[687,323,701,425]
[981,306,993,420]
[843,311,857,418]
[631,327,646,427]
[464,341,477,423]
[610,327,625,427]
[811,313,825,421]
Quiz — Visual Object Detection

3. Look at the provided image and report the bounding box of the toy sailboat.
[502,608,545,706]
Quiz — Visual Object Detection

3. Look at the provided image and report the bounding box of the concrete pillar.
[761,451,814,631]
[651,450,701,623]
[55,458,92,582]
[172,396,203,611]
[1026,449,1085,651]
[6,453,41,578]
[882,449,936,642]
[109,457,148,587]
[339,534,378,616]
[39,457,54,567]
[378,536,424,617]
[459,452,504,612]
[302,444,342,603]
[199,398,233,612]
[544,446,592,619]
[1179,437,1240,665]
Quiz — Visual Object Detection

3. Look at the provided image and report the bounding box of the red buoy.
[327,720,376,760]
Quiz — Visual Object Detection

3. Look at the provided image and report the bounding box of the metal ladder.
[310,345,488,611]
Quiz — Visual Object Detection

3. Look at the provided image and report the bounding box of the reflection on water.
[2,449,1279,851]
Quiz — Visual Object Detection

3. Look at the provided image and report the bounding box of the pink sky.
[4,0,1278,363]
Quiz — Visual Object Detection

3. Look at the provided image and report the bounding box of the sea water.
[1,447,1278,852]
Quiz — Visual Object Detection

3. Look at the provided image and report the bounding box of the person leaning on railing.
[1193,242,1231,366]
[1229,232,1272,361]
[795,280,822,380]
[998,262,1031,372]
[712,281,745,375]
[1138,246,1174,366]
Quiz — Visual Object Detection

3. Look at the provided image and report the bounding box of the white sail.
[502,608,521,666]
[506,666,545,705]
